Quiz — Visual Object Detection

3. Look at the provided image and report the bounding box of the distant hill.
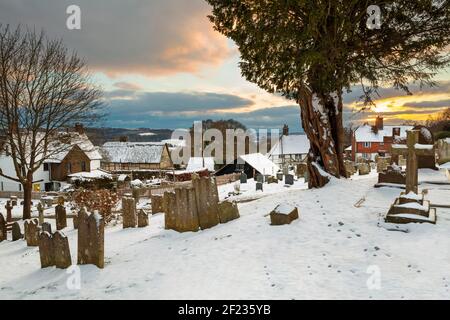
[85,127,173,146]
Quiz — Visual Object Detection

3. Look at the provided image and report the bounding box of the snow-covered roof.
[68,169,112,181]
[439,162,450,169]
[161,139,186,148]
[268,134,310,157]
[45,132,102,163]
[186,157,215,172]
[345,146,352,151]
[354,125,413,142]
[101,142,166,164]
[239,153,280,175]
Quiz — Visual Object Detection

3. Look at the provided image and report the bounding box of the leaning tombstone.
[285,174,294,185]
[78,211,104,269]
[39,232,54,268]
[240,172,247,184]
[122,196,137,228]
[53,231,72,269]
[24,219,40,247]
[218,201,240,224]
[256,182,263,192]
[138,209,149,228]
[12,222,22,241]
[270,204,299,226]
[41,222,52,234]
[0,213,6,242]
[55,204,67,230]
[37,202,45,225]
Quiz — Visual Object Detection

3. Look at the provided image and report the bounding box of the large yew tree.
[206,0,450,188]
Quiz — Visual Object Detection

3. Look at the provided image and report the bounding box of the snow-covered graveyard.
[1,166,450,300]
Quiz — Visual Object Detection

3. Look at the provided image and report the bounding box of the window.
[364,142,371,148]
[81,161,86,172]
[43,163,49,171]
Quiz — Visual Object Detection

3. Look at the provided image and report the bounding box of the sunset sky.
[1,0,449,131]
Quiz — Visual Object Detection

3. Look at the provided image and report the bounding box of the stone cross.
[391,130,435,194]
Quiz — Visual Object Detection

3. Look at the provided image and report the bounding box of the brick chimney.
[74,123,84,134]
[375,116,384,130]
[282,124,289,136]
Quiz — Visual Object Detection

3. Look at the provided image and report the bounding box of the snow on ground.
[1,170,450,300]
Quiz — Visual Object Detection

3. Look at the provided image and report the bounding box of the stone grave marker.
[78,210,105,269]
[0,213,6,242]
[296,163,308,178]
[5,201,13,223]
[10,196,18,206]
[53,231,72,269]
[285,174,294,185]
[12,222,22,241]
[267,176,278,184]
[276,173,283,181]
[376,157,391,173]
[138,209,149,228]
[256,182,263,191]
[240,172,247,184]
[55,204,67,230]
[358,163,371,175]
[41,222,52,234]
[151,194,164,214]
[377,165,406,185]
[256,174,264,184]
[192,174,220,230]
[218,201,240,224]
[163,187,199,232]
[37,202,44,225]
[270,205,299,225]
[24,219,40,247]
[39,232,54,268]
[122,196,137,228]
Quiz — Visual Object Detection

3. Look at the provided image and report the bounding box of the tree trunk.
[22,173,33,220]
[298,87,346,188]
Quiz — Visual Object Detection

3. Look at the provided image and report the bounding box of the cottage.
[268,125,310,167]
[215,153,280,178]
[100,142,173,173]
[352,116,413,161]
[0,125,102,192]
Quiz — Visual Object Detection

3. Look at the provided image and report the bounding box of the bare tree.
[0,25,102,219]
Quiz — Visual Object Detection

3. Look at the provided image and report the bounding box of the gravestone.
[240,172,247,184]
[256,174,264,183]
[122,196,137,228]
[78,210,104,269]
[73,213,79,230]
[132,188,141,203]
[39,232,54,268]
[55,204,67,230]
[10,196,18,206]
[376,157,391,173]
[256,182,263,191]
[37,202,44,225]
[358,163,371,175]
[151,195,164,214]
[285,174,294,185]
[217,201,240,224]
[163,187,200,232]
[5,201,13,222]
[12,222,22,241]
[0,213,6,242]
[41,222,52,234]
[53,231,72,269]
[138,209,149,228]
[192,175,220,230]
[270,205,299,225]
[344,160,357,177]
[24,219,40,247]
[282,167,289,175]
[378,165,406,185]
[296,163,308,178]
[276,173,283,181]
[267,176,278,184]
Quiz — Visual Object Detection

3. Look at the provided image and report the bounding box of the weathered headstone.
[276,173,283,181]
[344,160,357,177]
[240,172,247,184]
[285,174,294,185]
[37,202,44,225]
[41,222,52,234]
[11,222,22,241]
[122,196,137,228]
[53,231,72,269]
[138,209,149,228]
[55,204,67,230]
[38,232,54,268]
[0,213,6,242]
[218,201,240,224]
[5,201,13,223]
[57,196,65,206]
[267,176,278,184]
[282,167,289,175]
[377,165,406,185]
[24,219,40,247]
[376,157,391,173]
[163,187,199,232]
[132,188,140,203]
[270,205,299,225]
[256,182,263,191]
[296,163,308,178]
[78,210,104,269]
[358,163,371,175]
[256,174,264,183]
[73,213,79,230]
[192,175,220,230]
[151,195,164,214]
[10,196,18,206]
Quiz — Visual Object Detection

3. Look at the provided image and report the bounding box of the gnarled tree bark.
[298,86,346,188]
